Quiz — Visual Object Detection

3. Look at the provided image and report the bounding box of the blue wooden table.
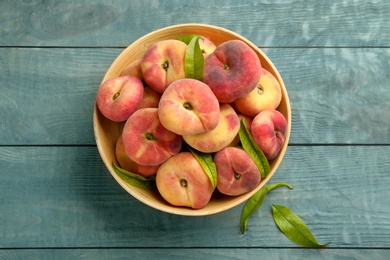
[1,0,390,259]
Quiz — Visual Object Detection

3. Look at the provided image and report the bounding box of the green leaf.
[112,162,157,190]
[189,147,217,189]
[184,35,204,80]
[240,182,293,234]
[272,204,330,248]
[238,118,270,178]
[177,34,199,45]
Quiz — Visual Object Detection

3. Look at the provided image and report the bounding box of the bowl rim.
[93,23,291,216]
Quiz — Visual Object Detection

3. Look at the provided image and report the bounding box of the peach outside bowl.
[93,23,291,216]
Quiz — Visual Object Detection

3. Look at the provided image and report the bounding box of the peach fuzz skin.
[141,39,187,93]
[121,108,183,166]
[96,75,144,122]
[158,78,220,136]
[234,68,282,117]
[203,40,261,103]
[120,58,143,80]
[251,109,287,161]
[183,103,240,153]
[115,135,159,178]
[156,152,214,209]
[137,86,162,109]
[214,147,261,196]
[198,36,216,58]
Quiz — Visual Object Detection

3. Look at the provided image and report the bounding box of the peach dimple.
[203,40,261,103]
[122,108,183,166]
[198,36,217,58]
[215,147,261,196]
[251,109,287,160]
[234,68,282,117]
[183,103,239,153]
[156,152,214,209]
[115,135,159,178]
[96,75,144,122]
[141,39,187,93]
[158,78,220,136]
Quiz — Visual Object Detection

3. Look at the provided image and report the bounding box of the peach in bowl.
[93,23,291,216]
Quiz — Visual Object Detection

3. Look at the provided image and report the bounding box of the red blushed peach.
[156,152,214,209]
[202,40,261,103]
[96,75,144,122]
[137,86,162,109]
[251,109,287,160]
[199,36,216,58]
[158,78,220,136]
[115,135,159,178]
[141,39,187,93]
[234,68,282,117]
[183,103,239,153]
[215,147,261,196]
[121,58,143,80]
[122,108,183,166]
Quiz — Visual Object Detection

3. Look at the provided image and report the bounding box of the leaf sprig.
[240,181,329,247]
[238,118,270,178]
[177,34,204,80]
[240,182,293,234]
[272,204,330,248]
[112,162,157,190]
[189,147,218,190]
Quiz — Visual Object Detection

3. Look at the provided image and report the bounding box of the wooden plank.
[0,146,389,248]
[267,47,390,144]
[1,0,389,47]
[0,47,122,145]
[1,248,390,260]
[1,47,389,145]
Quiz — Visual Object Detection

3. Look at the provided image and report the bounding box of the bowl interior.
[93,24,291,216]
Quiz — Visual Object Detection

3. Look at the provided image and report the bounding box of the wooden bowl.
[93,24,291,216]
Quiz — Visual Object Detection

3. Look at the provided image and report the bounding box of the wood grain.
[1,47,389,145]
[267,47,390,144]
[1,0,389,47]
[0,47,122,145]
[1,0,389,256]
[0,146,389,248]
[1,248,390,260]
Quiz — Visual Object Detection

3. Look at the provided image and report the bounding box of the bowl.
[93,23,291,216]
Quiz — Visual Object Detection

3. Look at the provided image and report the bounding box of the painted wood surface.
[1,0,389,47]
[0,146,389,248]
[1,249,390,260]
[1,0,390,258]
